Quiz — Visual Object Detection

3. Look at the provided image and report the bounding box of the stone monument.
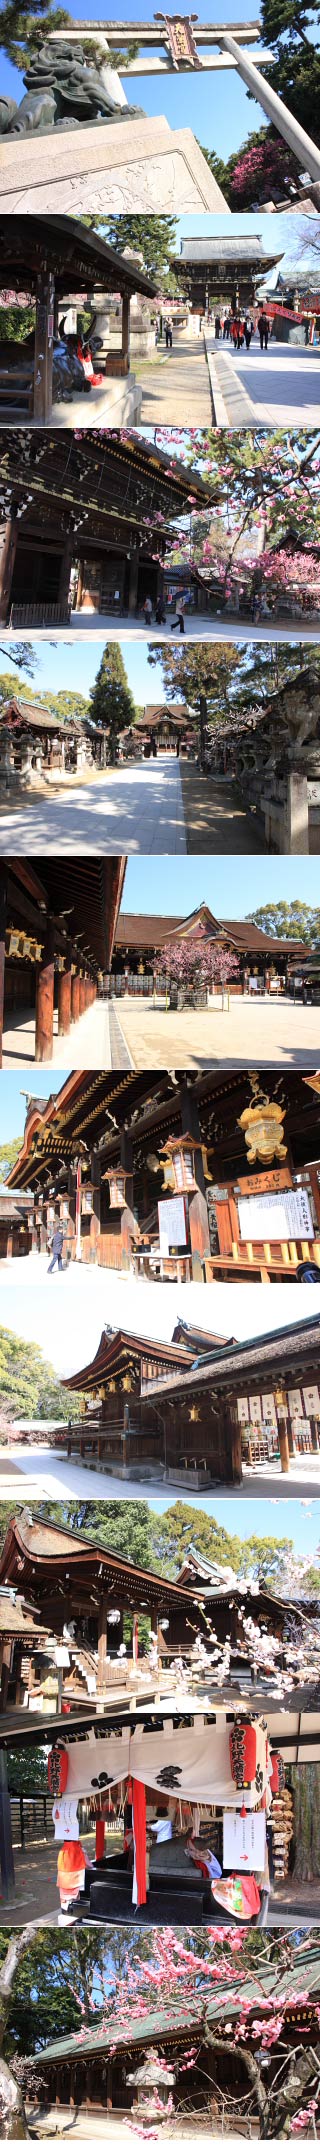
[0,35,228,211]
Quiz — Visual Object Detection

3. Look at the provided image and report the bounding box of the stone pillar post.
[35,918,55,1063]
[219,30,320,180]
[285,771,309,853]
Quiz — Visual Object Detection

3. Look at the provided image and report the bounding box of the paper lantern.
[229,1722,257,1788]
[48,1745,69,1796]
[270,1752,285,1795]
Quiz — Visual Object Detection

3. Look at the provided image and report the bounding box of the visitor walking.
[48,1223,64,1274]
[155,597,166,625]
[215,313,221,339]
[143,594,153,626]
[244,314,253,350]
[170,604,185,633]
[223,312,231,340]
[165,316,173,350]
[258,308,270,351]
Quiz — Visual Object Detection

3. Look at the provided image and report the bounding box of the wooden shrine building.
[8,1068,320,1283]
[0,694,104,788]
[54,1310,320,1483]
[1,1508,319,1719]
[124,704,194,755]
[0,856,125,1066]
[172,234,281,315]
[0,431,210,627]
[0,215,158,425]
[112,900,308,993]
[26,1960,320,2124]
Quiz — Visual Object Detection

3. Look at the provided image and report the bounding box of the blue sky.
[122,855,320,913]
[148,1493,320,1555]
[2,1277,319,1374]
[2,0,319,160]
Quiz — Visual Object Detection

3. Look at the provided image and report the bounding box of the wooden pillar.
[71,972,80,1023]
[120,1130,135,1270]
[181,1082,210,1281]
[98,1592,108,1687]
[128,550,139,615]
[95,1815,105,1860]
[58,527,74,612]
[0,865,7,1070]
[91,1152,101,1257]
[278,1416,290,1474]
[121,291,130,373]
[79,972,86,1016]
[0,504,18,623]
[35,918,55,1063]
[34,269,55,424]
[0,1749,14,1899]
[58,939,72,1035]
[229,1401,242,1484]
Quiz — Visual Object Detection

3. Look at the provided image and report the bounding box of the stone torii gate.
[50,12,320,183]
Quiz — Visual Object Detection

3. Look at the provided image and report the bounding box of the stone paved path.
[208,334,320,426]
[0,755,187,858]
[2,996,111,1070]
[115,991,320,1071]
[180,762,264,852]
[138,327,213,425]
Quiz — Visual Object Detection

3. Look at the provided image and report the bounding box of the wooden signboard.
[237,1168,292,1196]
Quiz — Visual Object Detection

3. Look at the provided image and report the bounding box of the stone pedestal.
[0,114,228,212]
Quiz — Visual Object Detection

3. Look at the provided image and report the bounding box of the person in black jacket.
[48,1224,64,1273]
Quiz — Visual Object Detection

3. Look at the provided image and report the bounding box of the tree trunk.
[0,1928,34,2140]
[0,2054,29,2139]
[204,2025,268,2123]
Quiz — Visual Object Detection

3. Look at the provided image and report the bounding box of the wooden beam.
[34,269,55,424]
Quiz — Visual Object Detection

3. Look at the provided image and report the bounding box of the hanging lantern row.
[6,928,43,962]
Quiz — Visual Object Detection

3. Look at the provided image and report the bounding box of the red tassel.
[132,1778,147,1907]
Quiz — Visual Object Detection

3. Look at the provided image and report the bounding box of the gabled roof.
[0,1509,215,1617]
[115,905,308,956]
[62,1323,196,1395]
[143,1313,320,1402]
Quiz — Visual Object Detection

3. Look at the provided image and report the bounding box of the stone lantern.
[126,2047,176,2130]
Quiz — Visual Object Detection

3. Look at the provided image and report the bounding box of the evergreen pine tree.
[89,644,136,761]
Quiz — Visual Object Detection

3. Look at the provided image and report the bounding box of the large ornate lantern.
[160,1132,208,1194]
[238,1076,287,1165]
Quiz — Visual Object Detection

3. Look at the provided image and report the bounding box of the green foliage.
[7,1747,48,1793]
[248,902,320,945]
[89,643,137,753]
[0,1135,21,1181]
[35,1496,156,1568]
[0,0,71,71]
[147,641,241,714]
[103,216,178,281]
[0,1323,80,1421]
